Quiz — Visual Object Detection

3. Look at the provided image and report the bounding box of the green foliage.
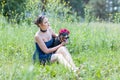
[45,0,75,21]
[1,0,120,23]
[24,0,79,23]
[65,0,87,18]
[0,0,79,24]
[85,0,107,21]
[0,0,26,23]
[22,0,43,24]
[84,0,120,22]
[113,12,120,23]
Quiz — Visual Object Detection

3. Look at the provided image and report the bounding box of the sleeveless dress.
[33,38,54,64]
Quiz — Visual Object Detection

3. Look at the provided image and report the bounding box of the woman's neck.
[40,28,47,32]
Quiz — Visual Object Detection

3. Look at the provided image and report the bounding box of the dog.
[53,28,70,47]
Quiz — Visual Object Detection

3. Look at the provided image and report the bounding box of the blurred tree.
[65,0,120,22]
[0,0,120,23]
[64,0,90,18]
[106,0,120,21]
[41,0,47,14]
[87,0,107,20]
[0,0,26,23]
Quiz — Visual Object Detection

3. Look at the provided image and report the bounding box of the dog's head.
[58,28,70,42]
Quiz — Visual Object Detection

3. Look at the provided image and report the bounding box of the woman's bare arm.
[35,35,63,54]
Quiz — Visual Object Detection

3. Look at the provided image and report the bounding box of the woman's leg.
[56,46,78,70]
[50,53,72,70]
[50,46,78,71]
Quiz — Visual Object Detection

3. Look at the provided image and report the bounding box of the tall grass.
[0,14,120,80]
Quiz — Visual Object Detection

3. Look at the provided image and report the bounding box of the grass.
[0,15,120,80]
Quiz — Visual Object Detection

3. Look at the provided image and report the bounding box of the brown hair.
[34,15,45,27]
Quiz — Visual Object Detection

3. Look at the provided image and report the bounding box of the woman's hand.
[61,41,67,46]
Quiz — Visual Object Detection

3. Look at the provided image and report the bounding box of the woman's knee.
[51,53,62,61]
[59,46,66,50]
[56,46,66,53]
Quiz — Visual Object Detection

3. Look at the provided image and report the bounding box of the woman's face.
[40,17,50,29]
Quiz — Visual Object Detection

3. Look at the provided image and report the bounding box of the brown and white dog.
[53,28,70,47]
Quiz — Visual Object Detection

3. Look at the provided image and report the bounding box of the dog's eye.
[65,36,69,39]
[64,35,69,39]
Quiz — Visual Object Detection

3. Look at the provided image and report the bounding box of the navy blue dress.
[33,38,54,64]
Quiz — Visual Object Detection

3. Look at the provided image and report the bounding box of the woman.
[33,15,79,72]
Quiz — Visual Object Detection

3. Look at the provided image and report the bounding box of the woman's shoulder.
[35,31,39,36]
[34,31,41,40]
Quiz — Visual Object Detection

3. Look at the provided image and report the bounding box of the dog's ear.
[59,28,70,35]
[59,35,64,42]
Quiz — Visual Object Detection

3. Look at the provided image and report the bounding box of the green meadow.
[0,15,120,80]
